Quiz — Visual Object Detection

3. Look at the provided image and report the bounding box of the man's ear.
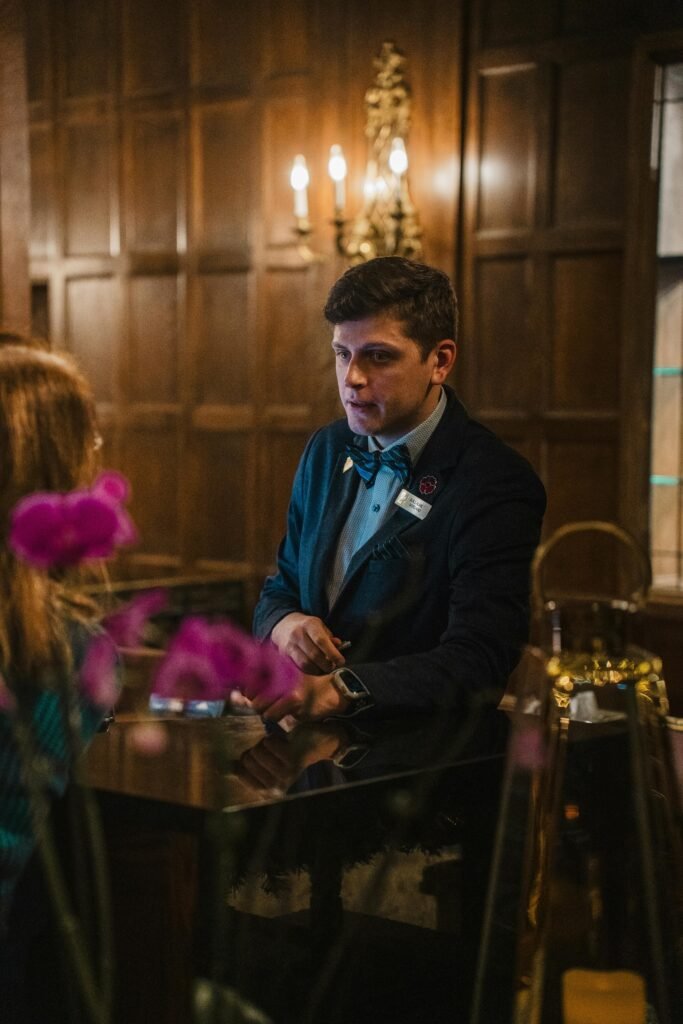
[431,340,457,382]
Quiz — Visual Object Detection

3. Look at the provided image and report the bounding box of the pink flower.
[128,721,169,757]
[79,632,119,709]
[151,617,298,705]
[103,589,167,648]
[9,470,138,568]
[240,642,300,704]
[152,618,238,702]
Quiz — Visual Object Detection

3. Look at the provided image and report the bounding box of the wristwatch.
[331,668,373,711]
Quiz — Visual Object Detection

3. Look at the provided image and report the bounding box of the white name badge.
[395,488,432,520]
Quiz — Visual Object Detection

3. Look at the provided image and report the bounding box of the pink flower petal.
[9,472,138,569]
[104,589,167,648]
[91,471,130,505]
[241,643,299,704]
[128,721,169,757]
[79,633,119,709]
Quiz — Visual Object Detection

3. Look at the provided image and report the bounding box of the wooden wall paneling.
[477,66,537,234]
[193,271,252,409]
[63,118,114,256]
[29,124,54,258]
[477,0,546,49]
[25,0,51,108]
[190,0,256,94]
[127,112,183,253]
[550,253,622,411]
[62,0,112,100]
[185,429,252,570]
[263,0,310,77]
[193,100,254,261]
[127,274,180,403]
[553,56,629,227]
[263,269,314,410]
[120,425,181,573]
[122,0,185,97]
[0,0,31,334]
[544,438,619,592]
[65,275,120,405]
[474,256,535,412]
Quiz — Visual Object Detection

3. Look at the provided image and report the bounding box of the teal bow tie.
[344,443,412,488]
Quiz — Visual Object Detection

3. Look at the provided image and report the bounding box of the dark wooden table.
[84,709,508,1024]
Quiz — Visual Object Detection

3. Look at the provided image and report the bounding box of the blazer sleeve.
[252,431,319,641]
[347,460,546,715]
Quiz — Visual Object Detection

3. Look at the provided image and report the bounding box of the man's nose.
[344,358,366,388]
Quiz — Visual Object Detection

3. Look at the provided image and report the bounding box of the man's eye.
[370,351,391,363]
[334,350,349,361]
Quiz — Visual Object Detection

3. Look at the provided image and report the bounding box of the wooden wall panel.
[550,254,621,410]
[477,68,537,232]
[29,126,52,257]
[25,0,50,104]
[121,428,180,560]
[66,277,119,402]
[554,58,629,227]
[190,0,255,92]
[194,272,251,407]
[194,102,253,258]
[475,258,534,411]
[127,276,179,403]
[123,0,183,96]
[127,115,182,252]
[478,0,542,46]
[264,271,313,408]
[63,0,111,99]
[186,433,250,565]
[64,121,112,255]
[263,0,309,76]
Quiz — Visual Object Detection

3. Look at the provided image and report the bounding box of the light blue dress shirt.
[326,387,446,608]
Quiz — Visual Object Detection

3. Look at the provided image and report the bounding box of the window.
[650,64,683,590]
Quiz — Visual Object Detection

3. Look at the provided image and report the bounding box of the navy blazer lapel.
[307,447,361,613]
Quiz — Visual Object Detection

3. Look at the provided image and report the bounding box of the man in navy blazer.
[251,257,546,720]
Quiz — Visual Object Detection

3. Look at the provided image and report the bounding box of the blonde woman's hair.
[0,342,101,677]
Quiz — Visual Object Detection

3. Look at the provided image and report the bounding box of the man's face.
[332,314,456,446]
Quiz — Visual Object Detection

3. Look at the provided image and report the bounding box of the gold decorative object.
[290,41,423,264]
[471,521,683,1024]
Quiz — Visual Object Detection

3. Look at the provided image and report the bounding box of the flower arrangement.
[4,469,299,1023]
[8,470,299,715]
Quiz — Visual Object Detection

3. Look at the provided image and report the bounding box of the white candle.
[389,138,408,198]
[328,144,347,214]
[290,154,309,219]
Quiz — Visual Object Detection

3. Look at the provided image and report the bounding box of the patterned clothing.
[0,624,111,929]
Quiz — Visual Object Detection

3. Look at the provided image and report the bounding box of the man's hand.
[271,612,347,674]
[245,671,349,722]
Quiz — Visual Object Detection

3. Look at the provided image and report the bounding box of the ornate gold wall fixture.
[290,41,423,264]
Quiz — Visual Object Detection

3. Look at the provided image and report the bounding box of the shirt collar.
[368,387,446,463]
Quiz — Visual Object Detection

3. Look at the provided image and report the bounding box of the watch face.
[335,670,369,700]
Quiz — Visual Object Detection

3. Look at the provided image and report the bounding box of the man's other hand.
[271,612,347,674]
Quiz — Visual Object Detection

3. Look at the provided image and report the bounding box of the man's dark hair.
[323,256,458,359]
